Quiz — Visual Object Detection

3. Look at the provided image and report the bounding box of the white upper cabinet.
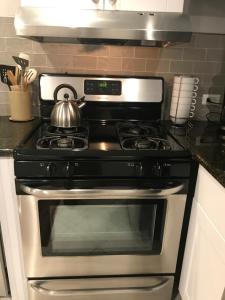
[0,0,20,17]
[21,0,104,9]
[104,0,184,13]
[105,0,166,12]
[0,0,184,17]
[166,0,184,12]
[0,0,184,18]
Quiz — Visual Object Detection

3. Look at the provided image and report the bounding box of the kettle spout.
[77,96,86,109]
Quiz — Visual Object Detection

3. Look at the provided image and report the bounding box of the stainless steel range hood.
[14,7,192,46]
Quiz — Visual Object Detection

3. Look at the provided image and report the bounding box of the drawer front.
[29,276,174,300]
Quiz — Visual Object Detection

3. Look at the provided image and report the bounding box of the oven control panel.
[84,80,122,95]
[15,160,191,178]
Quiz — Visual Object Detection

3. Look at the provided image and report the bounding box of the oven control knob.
[46,163,56,176]
[152,162,162,177]
[65,162,74,177]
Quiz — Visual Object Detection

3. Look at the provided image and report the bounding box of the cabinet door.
[194,165,225,240]
[21,0,104,9]
[180,201,225,300]
[166,0,184,12]
[0,0,20,17]
[104,0,166,12]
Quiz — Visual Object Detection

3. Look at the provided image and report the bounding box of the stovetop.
[15,120,187,160]
[14,74,191,160]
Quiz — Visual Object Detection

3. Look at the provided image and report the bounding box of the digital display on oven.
[84,80,122,95]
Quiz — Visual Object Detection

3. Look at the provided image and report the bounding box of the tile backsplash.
[0,17,225,120]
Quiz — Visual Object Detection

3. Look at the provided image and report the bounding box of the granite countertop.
[0,116,41,156]
[169,121,225,188]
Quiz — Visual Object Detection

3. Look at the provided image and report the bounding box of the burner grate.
[117,121,158,138]
[46,125,88,138]
[117,121,171,151]
[36,136,88,151]
[121,137,171,151]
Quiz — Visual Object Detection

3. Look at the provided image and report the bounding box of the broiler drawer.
[28,276,174,300]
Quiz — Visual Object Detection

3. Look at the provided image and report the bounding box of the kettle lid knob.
[64,93,69,100]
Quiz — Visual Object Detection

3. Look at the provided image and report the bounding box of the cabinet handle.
[92,0,100,3]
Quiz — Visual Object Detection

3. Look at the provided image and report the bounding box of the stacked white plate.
[170,75,199,125]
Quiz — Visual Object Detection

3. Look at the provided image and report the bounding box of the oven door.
[18,179,187,278]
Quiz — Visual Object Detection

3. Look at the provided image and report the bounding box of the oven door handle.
[31,278,169,296]
[20,182,184,199]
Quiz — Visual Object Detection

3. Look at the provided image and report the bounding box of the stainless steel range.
[14,74,194,300]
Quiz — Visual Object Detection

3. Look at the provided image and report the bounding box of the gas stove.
[14,74,194,300]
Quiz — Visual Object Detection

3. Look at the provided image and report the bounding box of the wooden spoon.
[7,70,17,86]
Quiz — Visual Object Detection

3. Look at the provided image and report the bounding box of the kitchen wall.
[0,17,225,120]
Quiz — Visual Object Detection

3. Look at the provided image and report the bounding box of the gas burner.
[117,122,158,137]
[120,125,149,136]
[135,138,158,150]
[36,136,88,151]
[46,125,88,137]
[121,137,171,151]
[57,138,73,148]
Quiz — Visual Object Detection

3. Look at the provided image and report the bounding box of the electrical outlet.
[202,94,221,105]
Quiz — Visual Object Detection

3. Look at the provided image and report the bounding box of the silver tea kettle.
[50,84,86,128]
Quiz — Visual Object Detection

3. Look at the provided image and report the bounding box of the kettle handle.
[53,84,78,102]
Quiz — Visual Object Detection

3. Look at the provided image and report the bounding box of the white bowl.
[170,116,187,125]
[171,96,193,105]
[173,83,198,92]
[172,90,197,98]
[170,102,191,112]
[170,105,191,118]
[174,76,199,85]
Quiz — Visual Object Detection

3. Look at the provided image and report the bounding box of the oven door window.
[38,200,166,256]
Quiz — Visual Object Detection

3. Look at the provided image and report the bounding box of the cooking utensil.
[17,53,30,85]
[19,52,30,63]
[0,65,16,89]
[10,85,23,91]
[12,56,29,85]
[15,66,21,85]
[7,70,17,86]
[51,84,86,128]
[24,68,37,89]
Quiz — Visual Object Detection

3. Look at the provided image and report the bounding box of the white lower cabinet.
[0,158,28,300]
[180,166,225,300]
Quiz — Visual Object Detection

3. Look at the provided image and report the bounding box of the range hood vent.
[15,7,192,46]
